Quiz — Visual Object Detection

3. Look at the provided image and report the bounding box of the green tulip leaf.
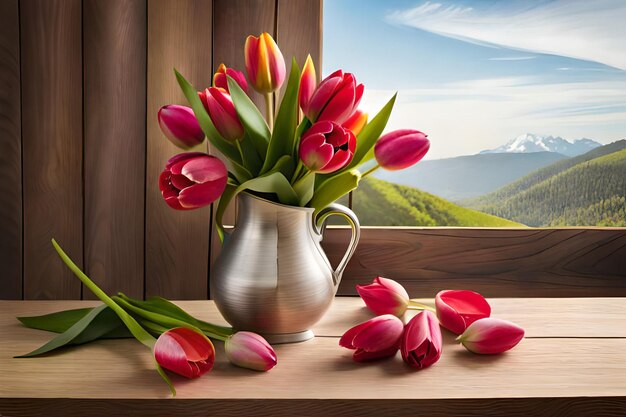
[293,172,316,207]
[345,93,397,170]
[261,58,301,174]
[226,76,270,160]
[18,308,95,333]
[16,304,129,358]
[174,69,241,164]
[309,169,361,213]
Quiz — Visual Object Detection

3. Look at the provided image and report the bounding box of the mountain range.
[480,133,601,157]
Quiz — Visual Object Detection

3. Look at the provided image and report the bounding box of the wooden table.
[1,298,625,416]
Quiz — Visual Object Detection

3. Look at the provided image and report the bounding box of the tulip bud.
[159,152,228,210]
[356,276,409,317]
[299,120,356,174]
[298,54,317,114]
[339,314,404,362]
[213,63,248,94]
[374,129,430,170]
[225,331,277,371]
[200,87,244,142]
[435,290,491,335]
[244,32,286,93]
[401,310,442,369]
[153,327,215,378]
[342,109,368,136]
[303,70,364,125]
[457,318,525,354]
[157,105,205,149]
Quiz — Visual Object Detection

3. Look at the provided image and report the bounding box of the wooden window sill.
[1,298,625,416]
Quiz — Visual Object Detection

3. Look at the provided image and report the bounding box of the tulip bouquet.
[158,32,429,237]
[341,277,525,368]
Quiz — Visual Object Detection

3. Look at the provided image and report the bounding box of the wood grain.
[20,0,83,299]
[276,0,323,93]
[83,0,146,299]
[1,299,625,416]
[209,0,276,282]
[145,0,213,299]
[322,227,626,297]
[0,0,22,300]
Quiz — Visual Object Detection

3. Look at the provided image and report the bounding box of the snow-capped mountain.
[480,133,601,157]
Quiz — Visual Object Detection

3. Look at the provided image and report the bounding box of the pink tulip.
[374,129,430,170]
[457,318,525,354]
[401,310,442,369]
[199,87,244,142]
[213,63,248,94]
[342,109,368,136]
[299,120,356,174]
[356,276,409,317]
[153,327,215,378]
[339,314,404,362]
[298,54,317,114]
[435,290,491,335]
[225,331,277,371]
[244,32,286,93]
[303,70,364,124]
[159,152,228,210]
[157,105,205,149]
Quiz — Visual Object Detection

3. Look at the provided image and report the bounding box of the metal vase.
[211,193,360,344]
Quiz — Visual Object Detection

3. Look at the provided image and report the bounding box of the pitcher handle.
[315,203,361,287]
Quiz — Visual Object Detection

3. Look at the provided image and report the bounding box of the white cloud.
[359,77,626,159]
[387,0,626,70]
[488,56,537,61]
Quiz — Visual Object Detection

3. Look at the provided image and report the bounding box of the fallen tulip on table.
[401,311,442,369]
[356,276,410,317]
[457,318,525,354]
[435,289,492,335]
[340,315,404,362]
[225,331,278,371]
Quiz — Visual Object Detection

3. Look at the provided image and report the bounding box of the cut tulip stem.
[361,164,380,178]
[407,300,436,313]
[265,93,274,130]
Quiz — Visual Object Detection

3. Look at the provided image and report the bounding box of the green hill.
[465,147,626,226]
[463,140,626,208]
[350,177,523,227]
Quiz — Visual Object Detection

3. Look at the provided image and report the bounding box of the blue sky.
[323,0,626,159]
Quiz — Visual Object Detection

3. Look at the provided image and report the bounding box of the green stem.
[291,160,304,184]
[361,163,380,178]
[112,296,228,342]
[265,93,274,130]
[407,300,436,313]
[235,139,245,165]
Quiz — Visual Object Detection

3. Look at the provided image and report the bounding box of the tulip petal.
[170,173,195,190]
[299,54,317,112]
[178,179,227,209]
[153,327,215,379]
[353,343,399,362]
[436,290,491,334]
[181,155,228,184]
[317,81,356,125]
[352,315,404,352]
[166,152,205,170]
[401,311,442,369]
[244,35,260,86]
[306,76,343,121]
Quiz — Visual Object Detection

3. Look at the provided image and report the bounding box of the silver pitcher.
[211,192,360,343]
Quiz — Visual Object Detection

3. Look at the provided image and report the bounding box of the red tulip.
[225,331,277,371]
[153,327,215,378]
[244,32,286,93]
[158,105,205,149]
[303,70,364,124]
[401,310,442,369]
[374,129,430,170]
[159,152,228,210]
[213,63,248,94]
[339,314,404,362]
[356,276,409,317]
[435,290,491,335]
[199,87,244,142]
[457,318,524,354]
[299,120,356,174]
[342,109,368,136]
[298,54,317,114]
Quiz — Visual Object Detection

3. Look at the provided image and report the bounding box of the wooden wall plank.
[146,0,213,299]
[83,0,146,299]
[21,0,83,299]
[0,0,22,299]
[209,0,276,283]
[323,228,626,297]
[276,0,323,91]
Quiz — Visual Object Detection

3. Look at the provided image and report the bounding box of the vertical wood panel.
[209,0,276,280]
[83,0,146,299]
[21,0,83,299]
[0,0,22,299]
[146,0,213,299]
[276,0,323,89]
